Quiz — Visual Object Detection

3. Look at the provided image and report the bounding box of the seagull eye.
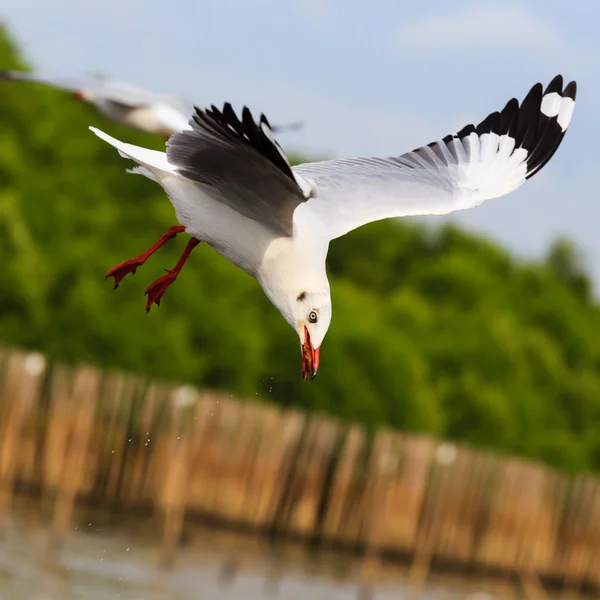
[308,310,318,324]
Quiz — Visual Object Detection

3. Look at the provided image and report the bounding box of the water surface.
[0,503,498,600]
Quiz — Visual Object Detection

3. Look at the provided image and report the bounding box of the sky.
[2,0,599,285]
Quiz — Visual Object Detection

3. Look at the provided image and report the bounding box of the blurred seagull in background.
[0,70,303,139]
[90,75,576,380]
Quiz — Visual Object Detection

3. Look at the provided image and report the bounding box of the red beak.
[73,90,86,101]
[301,326,320,381]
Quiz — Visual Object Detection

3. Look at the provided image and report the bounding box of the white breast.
[160,175,281,277]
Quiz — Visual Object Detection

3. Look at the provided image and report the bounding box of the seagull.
[0,70,303,139]
[89,75,576,380]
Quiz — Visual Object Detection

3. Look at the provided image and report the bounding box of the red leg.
[145,237,200,312]
[105,225,186,289]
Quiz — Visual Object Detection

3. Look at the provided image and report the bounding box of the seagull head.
[290,290,331,381]
[263,282,331,380]
[258,227,331,381]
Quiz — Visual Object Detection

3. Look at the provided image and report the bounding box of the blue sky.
[2,0,599,285]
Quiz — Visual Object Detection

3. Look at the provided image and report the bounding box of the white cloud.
[388,4,563,55]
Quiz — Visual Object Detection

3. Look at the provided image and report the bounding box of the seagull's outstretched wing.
[91,104,310,236]
[166,103,312,235]
[294,75,576,241]
[0,70,186,110]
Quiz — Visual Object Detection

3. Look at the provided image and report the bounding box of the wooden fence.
[0,346,599,596]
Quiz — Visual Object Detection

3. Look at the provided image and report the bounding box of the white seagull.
[0,71,302,139]
[90,75,576,380]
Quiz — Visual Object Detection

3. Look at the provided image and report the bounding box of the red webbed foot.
[105,257,144,289]
[144,270,177,311]
[144,237,200,312]
[105,225,186,290]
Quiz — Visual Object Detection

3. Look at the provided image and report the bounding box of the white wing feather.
[89,127,175,179]
[294,76,576,241]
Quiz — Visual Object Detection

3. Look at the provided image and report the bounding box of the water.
[0,503,497,600]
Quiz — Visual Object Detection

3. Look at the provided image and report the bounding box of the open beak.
[301,326,320,381]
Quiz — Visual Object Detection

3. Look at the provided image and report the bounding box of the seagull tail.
[126,166,158,182]
[89,127,175,180]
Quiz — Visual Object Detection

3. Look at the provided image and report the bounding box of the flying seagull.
[0,70,303,139]
[90,75,576,380]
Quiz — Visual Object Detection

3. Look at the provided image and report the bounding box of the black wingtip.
[475,111,500,135]
[167,101,301,191]
[523,76,577,179]
[544,74,564,95]
[260,113,273,130]
[514,82,543,150]
[428,76,577,186]
[564,80,577,101]
[497,98,519,136]
[455,124,476,139]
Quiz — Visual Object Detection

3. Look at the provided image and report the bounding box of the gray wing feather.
[167,104,306,236]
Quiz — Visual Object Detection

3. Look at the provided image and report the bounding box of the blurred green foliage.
[1,26,599,472]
